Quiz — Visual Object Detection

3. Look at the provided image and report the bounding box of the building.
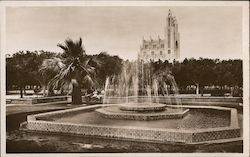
[138,10,180,62]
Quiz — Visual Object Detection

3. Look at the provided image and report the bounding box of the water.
[52,108,231,129]
[103,77,110,104]
[167,74,182,108]
[103,60,181,107]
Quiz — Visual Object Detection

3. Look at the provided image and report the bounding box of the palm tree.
[41,38,95,105]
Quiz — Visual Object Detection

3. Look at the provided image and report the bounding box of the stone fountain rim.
[119,102,167,111]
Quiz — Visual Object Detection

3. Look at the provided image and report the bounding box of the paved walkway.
[6,104,86,116]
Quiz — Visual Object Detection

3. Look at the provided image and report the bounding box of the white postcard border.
[0,1,249,157]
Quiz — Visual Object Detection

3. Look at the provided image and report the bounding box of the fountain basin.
[20,104,241,144]
[119,103,167,112]
[96,105,189,120]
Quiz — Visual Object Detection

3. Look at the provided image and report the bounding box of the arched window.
[176,41,178,48]
[160,51,163,55]
[151,51,154,55]
[168,50,171,54]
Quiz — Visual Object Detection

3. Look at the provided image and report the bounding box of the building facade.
[138,10,180,62]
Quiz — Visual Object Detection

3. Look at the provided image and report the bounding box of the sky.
[5,6,242,60]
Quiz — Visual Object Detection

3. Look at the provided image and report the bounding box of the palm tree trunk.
[195,83,199,95]
[72,79,82,105]
[48,86,55,96]
[20,85,23,98]
[24,86,26,95]
[42,85,47,96]
[200,85,204,96]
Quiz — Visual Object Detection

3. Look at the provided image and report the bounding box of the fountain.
[20,59,242,144]
[99,60,189,120]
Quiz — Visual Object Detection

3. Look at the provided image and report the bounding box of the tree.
[6,50,58,97]
[46,38,95,105]
[94,52,123,87]
[6,51,41,98]
[214,59,242,87]
[172,58,217,95]
[6,55,18,94]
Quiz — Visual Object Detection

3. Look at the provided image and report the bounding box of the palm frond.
[39,58,65,78]
[82,56,101,68]
[82,58,90,67]
[57,44,68,52]
[48,62,74,92]
[82,75,94,87]
[77,38,82,48]
[58,38,85,58]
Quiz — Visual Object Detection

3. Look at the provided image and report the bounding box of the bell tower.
[164,9,180,61]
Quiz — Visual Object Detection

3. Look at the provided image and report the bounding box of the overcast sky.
[6,6,242,60]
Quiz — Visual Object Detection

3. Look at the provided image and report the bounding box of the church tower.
[139,9,180,62]
[165,9,180,60]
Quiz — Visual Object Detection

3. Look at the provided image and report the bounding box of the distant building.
[138,10,180,62]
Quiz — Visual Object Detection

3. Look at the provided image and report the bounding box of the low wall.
[104,96,242,107]
[21,120,240,144]
[7,96,69,105]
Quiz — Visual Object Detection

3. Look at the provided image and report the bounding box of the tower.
[165,9,180,60]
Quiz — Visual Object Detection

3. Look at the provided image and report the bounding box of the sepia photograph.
[0,1,249,157]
